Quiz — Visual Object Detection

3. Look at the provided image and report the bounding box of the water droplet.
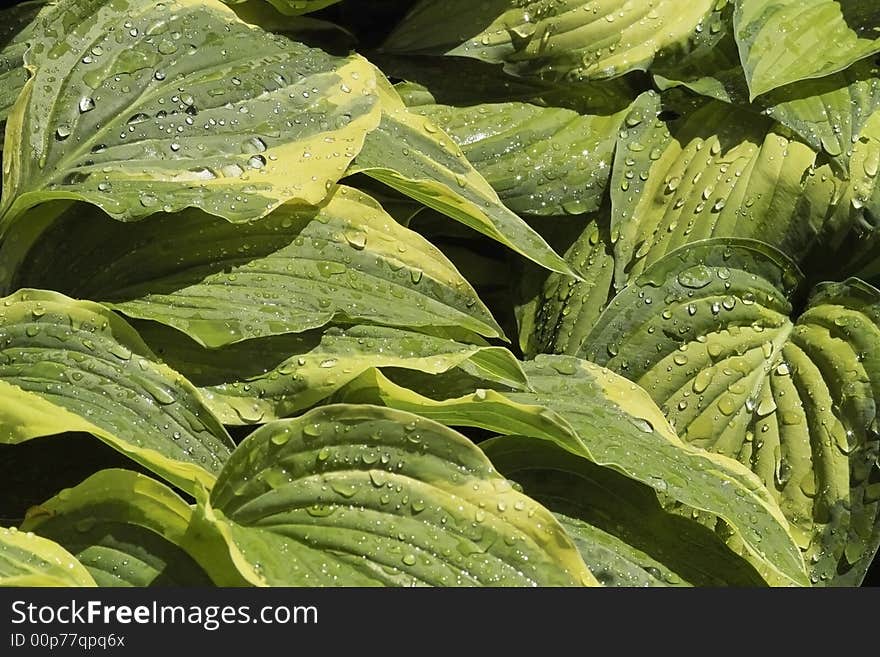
[693,369,713,393]
[139,192,159,208]
[79,97,95,113]
[241,136,267,154]
[344,230,367,250]
[677,265,713,289]
[74,518,97,533]
[630,417,654,433]
[270,430,290,446]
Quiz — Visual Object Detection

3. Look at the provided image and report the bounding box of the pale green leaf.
[411,101,626,216]
[584,238,880,585]
[611,91,850,288]
[187,404,597,586]
[9,187,503,346]
[0,525,96,587]
[0,1,49,126]
[734,0,880,99]
[516,208,614,357]
[653,13,880,169]
[335,360,809,586]
[224,0,342,16]
[20,469,213,586]
[0,0,381,230]
[485,436,772,586]
[0,289,234,494]
[384,0,716,83]
[351,78,577,276]
[136,321,526,425]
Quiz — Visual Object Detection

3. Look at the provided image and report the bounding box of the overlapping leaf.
[9,187,502,347]
[0,526,95,586]
[585,238,880,585]
[0,0,381,229]
[351,78,575,276]
[335,358,809,586]
[0,289,234,493]
[136,321,526,425]
[484,435,770,586]
[654,12,880,170]
[0,1,49,126]
[410,102,625,216]
[610,91,850,288]
[385,0,716,83]
[734,0,880,99]
[223,0,341,16]
[187,404,596,586]
[20,469,213,586]
[516,209,615,357]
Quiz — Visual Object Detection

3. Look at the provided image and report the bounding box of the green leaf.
[611,91,849,289]
[384,0,716,83]
[380,53,635,116]
[0,289,234,494]
[654,13,880,170]
[335,359,809,586]
[0,0,381,230]
[137,321,526,425]
[10,186,503,346]
[0,1,49,126]
[187,404,596,586]
[651,3,747,105]
[410,101,626,216]
[485,436,771,586]
[351,78,577,276]
[0,525,96,587]
[223,0,342,16]
[517,208,614,357]
[853,110,880,217]
[584,238,880,585]
[20,469,213,586]
[734,0,880,99]
[552,513,680,587]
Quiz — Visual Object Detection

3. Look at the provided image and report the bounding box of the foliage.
[1,0,879,587]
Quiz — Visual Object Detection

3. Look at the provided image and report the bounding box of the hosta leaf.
[20,469,213,587]
[853,110,880,218]
[410,101,626,216]
[585,239,880,585]
[136,321,526,425]
[0,526,96,587]
[517,208,614,357]
[651,3,746,105]
[734,0,880,99]
[485,436,770,586]
[10,187,503,346]
[762,61,880,169]
[0,289,234,493]
[187,404,596,586]
[552,513,679,587]
[0,1,49,126]
[611,91,848,288]
[223,0,342,16]
[384,0,716,83]
[0,0,381,230]
[335,360,809,586]
[351,78,576,276]
[381,53,634,115]
[654,16,880,170]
